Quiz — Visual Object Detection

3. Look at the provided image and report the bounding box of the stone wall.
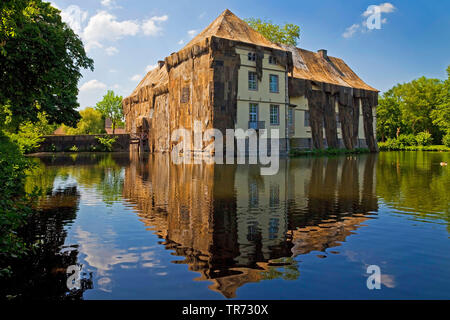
[36,134,130,152]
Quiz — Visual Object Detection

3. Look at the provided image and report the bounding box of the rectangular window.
[268,56,277,64]
[270,105,279,125]
[248,52,256,61]
[288,108,294,126]
[269,74,279,93]
[249,103,258,123]
[248,71,258,90]
[304,110,310,127]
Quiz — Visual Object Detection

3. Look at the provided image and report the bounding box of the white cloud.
[187,29,197,38]
[362,3,396,17]
[130,74,142,82]
[142,15,169,36]
[60,5,88,34]
[199,12,206,19]
[342,24,360,38]
[83,11,140,50]
[178,39,185,45]
[105,46,119,56]
[343,3,396,38]
[145,64,158,72]
[79,79,107,92]
[101,0,115,7]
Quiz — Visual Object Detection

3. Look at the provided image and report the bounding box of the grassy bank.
[289,147,370,157]
[378,143,450,152]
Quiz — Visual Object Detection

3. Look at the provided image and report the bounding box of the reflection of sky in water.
[31,153,450,299]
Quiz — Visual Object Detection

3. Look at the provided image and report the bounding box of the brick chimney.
[318,49,328,59]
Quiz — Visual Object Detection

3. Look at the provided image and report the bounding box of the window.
[268,55,277,64]
[248,52,256,61]
[288,108,294,126]
[269,74,279,93]
[270,105,279,125]
[249,103,258,122]
[248,71,258,90]
[304,110,310,127]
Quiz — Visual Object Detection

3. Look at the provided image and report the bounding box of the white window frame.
[268,55,277,65]
[248,71,258,91]
[270,105,280,126]
[269,74,279,93]
[249,103,259,123]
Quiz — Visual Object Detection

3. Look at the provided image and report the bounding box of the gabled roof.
[184,9,282,50]
[280,44,378,92]
[127,9,377,100]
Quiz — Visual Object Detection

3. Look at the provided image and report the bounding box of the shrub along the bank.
[443,132,450,148]
[378,142,449,152]
[377,131,449,151]
[0,134,39,279]
[290,147,370,157]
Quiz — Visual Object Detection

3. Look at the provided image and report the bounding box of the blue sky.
[49,0,450,109]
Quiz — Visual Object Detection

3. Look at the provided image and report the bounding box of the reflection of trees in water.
[4,153,131,300]
[0,186,92,300]
[123,154,378,298]
[376,152,450,231]
[28,154,128,207]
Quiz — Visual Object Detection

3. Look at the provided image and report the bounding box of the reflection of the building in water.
[123,154,378,298]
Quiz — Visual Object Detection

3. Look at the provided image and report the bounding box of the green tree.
[0,0,94,128]
[6,111,57,153]
[431,66,450,135]
[396,77,443,139]
[245,18,300,46]
[64,108,105,135]
[95,90,124,135]
[376,90,404,141]
[377,69,448,144]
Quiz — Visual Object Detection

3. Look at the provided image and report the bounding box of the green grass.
[378,143,450,152]
[289,147,370,157]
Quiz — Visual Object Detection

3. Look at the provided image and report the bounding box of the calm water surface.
[17,152,450,299]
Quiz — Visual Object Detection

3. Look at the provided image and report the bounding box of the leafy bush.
[96,136,117,152]
[443,132,450,148]
[4,112,56,154]
[415,131,433,146]
[69,145,79,152]
[397,134,417,146]
[0,134,38,278]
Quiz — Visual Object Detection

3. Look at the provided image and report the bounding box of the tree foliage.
[245,18,300,46]
[64,108,105,135]
[0,0,94,128]
[6,112,57,153]
[95,90,124,135]
[377,66,450,144]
